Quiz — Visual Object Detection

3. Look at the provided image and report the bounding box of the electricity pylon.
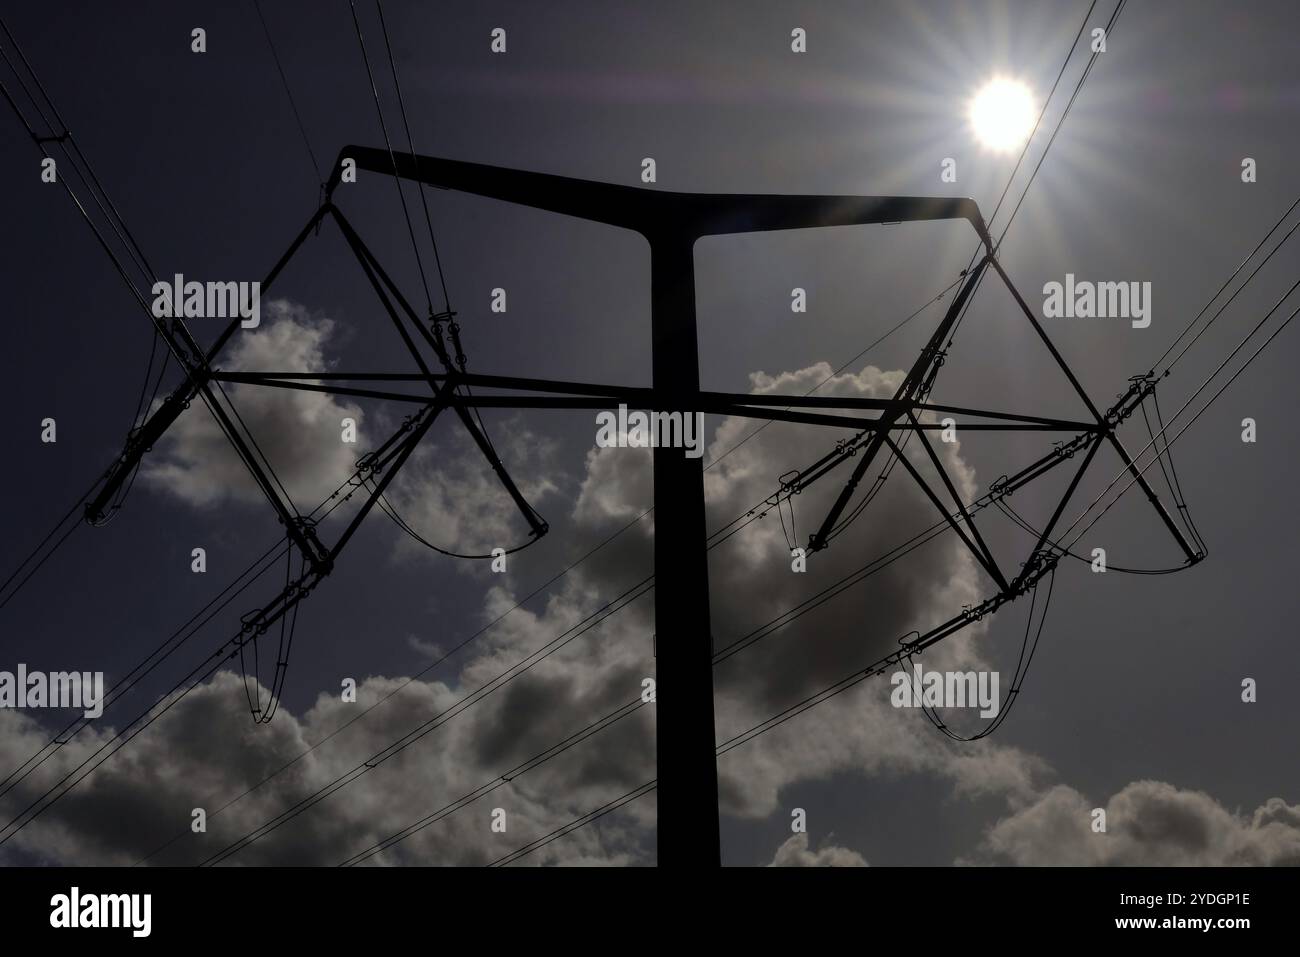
[89,148,1201,868]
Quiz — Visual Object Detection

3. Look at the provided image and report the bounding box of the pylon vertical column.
[650,229,721,867]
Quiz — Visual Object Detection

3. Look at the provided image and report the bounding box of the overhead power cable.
[488,780,658,867]
[132,505,656,866]
[195,578,654,866]
[914,568,1055,742]
[340,697,649,866]
[0,12,178,481]
[1062,293,1300,552]
[173,415,1083,866]
[252,0,323,190]
[0,439,404,836]
[0,16,311,567]
[12,0,1272,869]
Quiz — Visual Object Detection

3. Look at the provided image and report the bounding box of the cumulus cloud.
[142,300,365,510]
[380,417,562,562]
[968,781,1300,866]
[572,361,1039,818]
[140,298,560,560]
[14,359,1221,867]
[582,362,990,705]
[0,669,654,867]
[769,832,868,866]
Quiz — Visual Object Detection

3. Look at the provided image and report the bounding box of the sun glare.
[969,78,1036,152]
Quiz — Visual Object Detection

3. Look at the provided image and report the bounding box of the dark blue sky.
[1,0,1298,866]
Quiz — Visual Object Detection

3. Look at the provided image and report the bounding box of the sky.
[1,0,1298,867]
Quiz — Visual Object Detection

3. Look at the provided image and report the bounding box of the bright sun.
[969,78,1036,152]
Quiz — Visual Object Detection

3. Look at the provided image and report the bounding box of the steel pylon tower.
[88,148,1201,868]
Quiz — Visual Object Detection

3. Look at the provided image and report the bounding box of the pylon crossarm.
[1006,433,1103,593]
[788,421,1091,499]
[202,374,1107,442]
[326,146,994,247]
[896,553,1060,663]
[327,205,454,373]
[86,203,337,564]
[806,258,990,551]
[986,257,1200,564]
[326,398,447,562]
[210,372,1101,433]
[85,372,328,568]
[901,410,1007,590]
[708,392,1097,430]
[208,370,1094,427]
[210,375,432,405]
[878,432,1005,588]
[704,403,1093,432]
[324,205,548,538]
[203,203,333,364]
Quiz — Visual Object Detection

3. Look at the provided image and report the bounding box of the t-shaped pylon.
[92,147,1200,868]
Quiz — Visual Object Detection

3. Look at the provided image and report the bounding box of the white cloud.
[650,362,1030,817]
[0,669,654,866]
[381,417,562,562]
[142,300,364,510]
[20,360,1259,867]
[769,832,868,867]
[969,781,1300,866]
